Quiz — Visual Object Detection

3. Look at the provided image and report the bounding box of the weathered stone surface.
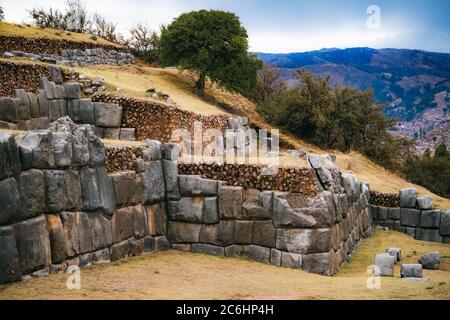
[385,247,401,262]
[48,100,68,121]
[39,77,55,100]
[281,252,303,269]
[401,264,423,278]
[37,90,49,116]
[52,132,72,167]
[400,208,421,227]
[92,248,111,264]
[388,208,400,220]
[145,203,166,236]
[128,238,144,256]
[103,128,120,139]
[168,197,204,223]
[374,253,395,277]
[0,226,22,283]
[139,160,165,204]
[191,243,225,256]
[155,236,172,251]
[94,102,122,127]
[400,188,417,208]
[219,186,243,219]
[173,244,191,252]
[110,171,143,207]
[0,132,21,177]
[143,140,162,161]
[163,159,180,200]
[302,251,338,276]
[242,189,272,219]
[417,195,433,210]
[234,221,253,245]
[420,210,441,228]
[0,178,21,224]
[440,211,450,236]
[252,220,276,248]
[69,99,95,124]
[44,170,68,212]
[0,97,18,122]
[64,170,82,210]
[14,215,51,274]
[377,207,388,221]
[342,172,360,203]
[270,249,282,266]
[119,128,135,140]
[415,228,443,243]
[276,228,332,254]
[163,143,180,160]
[45,214,67,264]
[419,252,440,270]
[15,130,54,169]
[179,175,218,197]
[130,204,147,239]
[227,245,271,263]
[27,93,40,118]
[109,240,130,261]
[167,222,201,244]
[143,236,156,253]
[111,207,134,243]
[60,212,80,257]
[200,221,235,246]
[88,211,113,250]
[403,227,416,238]
[64,83,81,99]
[87,129,107,166]
[203,197,219,224]
[13,89,31,120]
[96,167,116,217]
[79,167,101,211]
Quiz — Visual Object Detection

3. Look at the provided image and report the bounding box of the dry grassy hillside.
[0,21,121,47]
[1,230,449,300]
[76,63,450,209]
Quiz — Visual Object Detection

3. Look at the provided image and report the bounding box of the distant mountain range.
[258,47,450,153]
[258,47,450,121]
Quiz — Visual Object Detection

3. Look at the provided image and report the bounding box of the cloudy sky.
[1,0,450,53]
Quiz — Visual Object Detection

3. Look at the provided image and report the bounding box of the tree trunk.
[196,72,206,92]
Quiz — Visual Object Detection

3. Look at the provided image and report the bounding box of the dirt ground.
[1,230,449,300]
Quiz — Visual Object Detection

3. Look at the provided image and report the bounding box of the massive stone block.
[96,167,116,217]
[39,77,56,100]
[130,204,147,239]
[109,240,130,261]
[219,186,243,219]
[94,102,122,127]
[163,143,180,160]
[242,189,273,219]
[88,211,113,250]
[52,132,72,168]
[281,252,303,269]
[37,90,49,117]
[234,221,254,245]
[163,159,181,200]
[270,249,282,266]
[417,195,433,210]
[139,161,165,204]
[14,215,51,274]
[48,100,68,122]
[64,170,82,211]
[419,252,440,270]
[145,203,166,236]
[415,228,443,243]
[440,211,450,236]
[143,140,162,161]
[276,228,332,254]
[111,207,134,243]
[400,208,421,227]
[59,212,93,257]
[0,132,21,177]
[203,197,219,224]
[191,243,225,256]
[64,83,81,99]
[252,221,276,248]
[27,93,40,118]
[69,99,95,125]
[13,89,31,120]
[168,197,204,223]
[420,210,441,228]
[374,253,395,277]
[302,251,338,276]
[226,245,271,263]
[45,214,67,264]
[110,171,143,207]
[401,264,423,278]
[0,178,21,225]
[179,175,218,196]
[167,222,201,244]
[0,97,19,123]
[0,226,22,283]
[80,167,101,211]
[44,170,68,212]
[15,130,54,169]
[400,188,417,208]
[388,207,400,221]
[199,221,235,246]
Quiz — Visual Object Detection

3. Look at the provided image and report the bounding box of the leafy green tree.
[160,10,261,94]
[435,143,449,158]
[422,148,432,159]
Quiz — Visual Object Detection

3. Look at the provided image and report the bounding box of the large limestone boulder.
[199,221,235,246]
[0,226,22,283]
[139,161,165,204]
[14,215,52,274]
[15,130,54,169]
[374,253,395,277]
[399,188,417,208]
[167,222,201,244]
[400,264,423,278]
[178,175,218,197]
[145,203,166,236]
[168,197,204,223]
[94,102,122,127]
[276,228,332,254]
[226,245,271,263]
[252,221,276,248]
[419,252,440,270]
[219,186,243,219]
[0,177,21,225]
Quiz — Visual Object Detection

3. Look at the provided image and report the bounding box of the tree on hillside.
[0,6,5,21]
[254,64,287,103]
[129,23,161,64]
[159,10,261,94]
[435,143,449,158]
[93,14,119,43]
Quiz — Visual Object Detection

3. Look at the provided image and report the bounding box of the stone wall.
[0,36,128,56]
[160,143,372,276]
[370,188,450,244]
[92,94,232,142]
[0,118,169,284]
[0,73,136,140]
[4,48,134,67]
